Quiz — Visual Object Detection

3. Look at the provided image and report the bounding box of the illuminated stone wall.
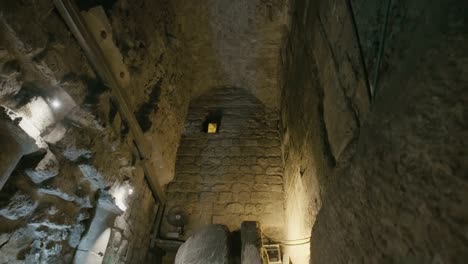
[163,87,284,239]
[279,0,370,262]
[0,2,160,263]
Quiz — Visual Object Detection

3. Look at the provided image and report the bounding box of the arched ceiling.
[172,0,289,108]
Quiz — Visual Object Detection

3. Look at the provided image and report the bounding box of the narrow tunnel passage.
[0,0,467,263]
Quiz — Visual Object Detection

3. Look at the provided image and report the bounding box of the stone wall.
[163,87,284,239]
[310,0,468,262]
[109,0,193,187]
[280,0,468,263]
[279,0,370,262]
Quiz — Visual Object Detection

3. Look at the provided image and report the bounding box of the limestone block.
[186,192,199,202]
[251,165,265,174]
[0,192,37,220]
[270,185,283,192]
[253,183,269,191]
[167,192,186,202]
[239,165,252,174]
[251,192,271,202]
[118,239,129,257]
[25,150,59,184]
[200,192,217,203]
[236,192,251,203]
[226,203,244,214]
[218,192,232,203]
[68,223,85,248]
[212,184,229,192]
[231,183,250,193]
[212,215,230,225]
[63,146,93,162]
[175,225,230,264]
[265,147,282,157]
[245,204,257,214]
[78,164,107,190]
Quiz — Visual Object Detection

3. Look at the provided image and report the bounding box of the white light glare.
[51,99,61,109]
[128,188,134,195]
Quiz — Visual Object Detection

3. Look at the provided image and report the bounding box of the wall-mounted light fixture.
[202,109,223,134]
[207,123,218,133]
[50,99,61,109]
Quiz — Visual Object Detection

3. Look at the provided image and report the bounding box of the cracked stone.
[0,192,37,220]
[25,150,59,184]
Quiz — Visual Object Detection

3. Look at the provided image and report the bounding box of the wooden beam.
[53,0,166,202]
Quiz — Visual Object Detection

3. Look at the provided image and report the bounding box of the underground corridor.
[0,0,467,263]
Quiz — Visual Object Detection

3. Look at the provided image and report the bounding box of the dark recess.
[135,79,162,132]
[76,0,118,13]
[82,76,107,107]
[202,109,223,133]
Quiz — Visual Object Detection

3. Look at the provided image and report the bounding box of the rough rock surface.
[175,224,230,264]
[0,1,160,263]
[280,0,468,263]
[0,192,37,220]
[25,150,59,184]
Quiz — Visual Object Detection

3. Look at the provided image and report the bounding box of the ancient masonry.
[163,87,285,239]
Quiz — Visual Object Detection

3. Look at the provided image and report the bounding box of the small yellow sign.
[207,123,217,133]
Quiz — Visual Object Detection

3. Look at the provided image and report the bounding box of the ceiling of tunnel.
[171,0,289,108]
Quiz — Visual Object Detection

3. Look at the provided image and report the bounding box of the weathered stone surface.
[78,164,107,190]
[0,2,162,263]
[175,225,230,264]
[0,192,37,220]
[280,0,468,263]
[164,88,284,239]
[63,146,93,161]
[25,150,59,184]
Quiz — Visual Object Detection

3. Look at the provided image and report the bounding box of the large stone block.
[225,203,245,214]
[231,183,250,193]
[175,225,230,264]
[218,192,232,203]
[241,221,264,264]
[25,150,59,184]
[200,192,217,203]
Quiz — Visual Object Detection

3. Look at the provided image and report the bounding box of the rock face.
[175,224,230,264]
[280,0,468,263]
[25,150,59,184]
[0,1,160,263]
[0,192,37,220]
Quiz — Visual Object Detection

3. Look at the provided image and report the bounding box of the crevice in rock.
[135,78,162,132]
[0,233,13,249]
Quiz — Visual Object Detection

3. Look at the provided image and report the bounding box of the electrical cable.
[262,232,312,246]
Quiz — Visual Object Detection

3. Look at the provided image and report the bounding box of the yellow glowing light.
[207,123,217,133]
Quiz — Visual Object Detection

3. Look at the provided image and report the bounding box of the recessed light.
[207,123,218,133]
[50,99,61,109]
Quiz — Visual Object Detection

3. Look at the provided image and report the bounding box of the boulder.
[175,225,230,264]
[25,150,59,184]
